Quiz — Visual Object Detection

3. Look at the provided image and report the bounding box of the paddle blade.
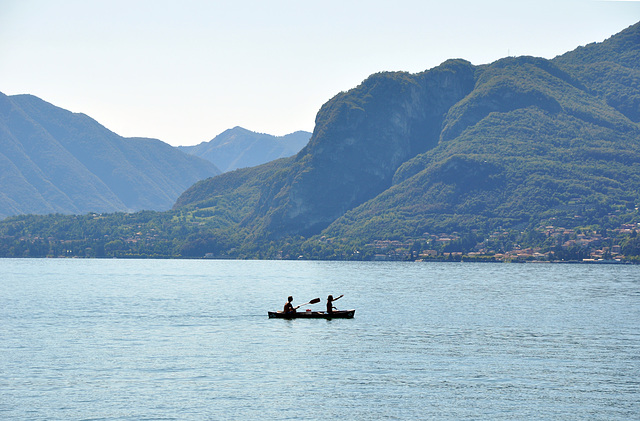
[309,298,320,304]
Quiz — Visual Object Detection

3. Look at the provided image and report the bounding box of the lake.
[1,259,638,420]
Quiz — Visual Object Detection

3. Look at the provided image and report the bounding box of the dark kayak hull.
[268,310,355,319]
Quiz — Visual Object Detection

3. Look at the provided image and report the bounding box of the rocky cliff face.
[255,59,477,237]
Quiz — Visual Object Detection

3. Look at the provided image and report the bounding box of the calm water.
[1,259,638,420]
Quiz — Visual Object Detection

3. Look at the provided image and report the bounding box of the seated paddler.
[283,296,297,314]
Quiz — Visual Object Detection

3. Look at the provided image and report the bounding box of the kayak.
[268,309,355,319]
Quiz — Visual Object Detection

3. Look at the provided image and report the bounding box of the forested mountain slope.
[553,21,640,122]
[174,22,640,251]
[327,56,640,240]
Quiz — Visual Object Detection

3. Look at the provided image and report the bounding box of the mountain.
[2,22,639,260]
[174,22,640,249]
[0,93,220,218]
[179,127,310,172]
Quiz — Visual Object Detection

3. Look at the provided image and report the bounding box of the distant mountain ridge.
[179,127,310,172]
[0,93,220,218]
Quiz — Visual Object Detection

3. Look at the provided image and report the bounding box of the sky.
[1,1,639,146]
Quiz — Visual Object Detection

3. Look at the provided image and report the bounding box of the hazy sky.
[1,0,638,146]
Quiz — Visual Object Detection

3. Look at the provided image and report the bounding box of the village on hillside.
[368,223,640,263]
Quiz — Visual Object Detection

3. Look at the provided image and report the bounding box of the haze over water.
[2,259,638,420]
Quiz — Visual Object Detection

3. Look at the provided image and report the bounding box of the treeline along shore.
[1,211,639,263]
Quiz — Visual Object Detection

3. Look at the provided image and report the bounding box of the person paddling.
[326,294,343,314]
[283,296,297,314]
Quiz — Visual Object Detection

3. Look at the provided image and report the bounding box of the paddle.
[295,297,320,309]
